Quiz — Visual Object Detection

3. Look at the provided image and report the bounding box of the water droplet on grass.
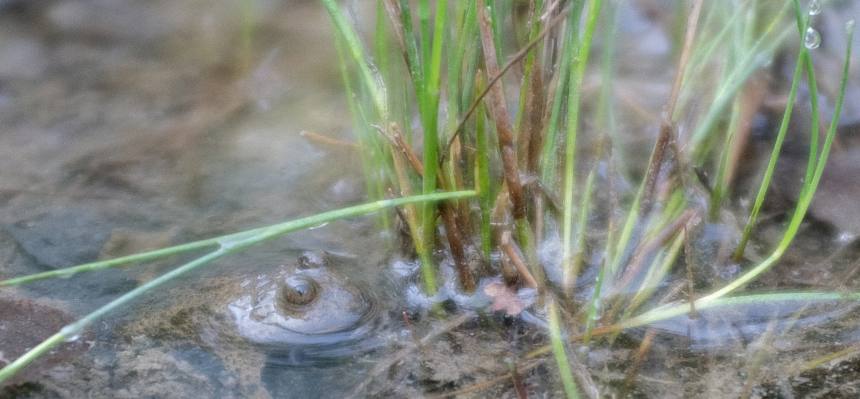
[804,27,821,49]
[808,0,822,16]
[60,325,81,342]
[57,269,76,279]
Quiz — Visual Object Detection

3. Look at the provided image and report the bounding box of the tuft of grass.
[319,1,854,393]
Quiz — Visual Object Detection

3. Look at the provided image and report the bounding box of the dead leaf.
[483,281,526,316]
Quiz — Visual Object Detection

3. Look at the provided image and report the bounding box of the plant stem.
[416,0,447,294]
[734,53,804,260]
[475,74,493,258]
[320,0,386,116]
[548,300,581,399]
[1,192,474,288]
[0,238,214,287]
[561,0,602,291]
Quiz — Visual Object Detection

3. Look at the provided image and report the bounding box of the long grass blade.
[548,300,581,399]
[0,191,475,384]
[561,0,603,291]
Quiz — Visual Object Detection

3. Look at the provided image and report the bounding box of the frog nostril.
[297,251,326,269]
[279,276,320,308]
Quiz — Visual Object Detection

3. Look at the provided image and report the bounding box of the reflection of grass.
[0,0,854,395]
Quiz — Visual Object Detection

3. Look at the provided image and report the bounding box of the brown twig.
[511,361,529,399]
[526,72,547,176]
[521,62,546,174]
[724,75,767,186]
[499,250,521,286]
[381,0,408,66]
[622,328,658,395]
[521,176,562,215]
[378,123,425,176]
[441,202,477,292]
[477,0,527,222]
[299,130,358,149]
[500,231,540,289]
[639,0,704,215]
[666,0,704,120]
[640,120,675,215]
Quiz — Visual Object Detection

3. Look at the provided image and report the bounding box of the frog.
[112,250,387,397]
[228,250,383,362]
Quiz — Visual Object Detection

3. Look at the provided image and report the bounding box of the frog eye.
[279,276,320,307]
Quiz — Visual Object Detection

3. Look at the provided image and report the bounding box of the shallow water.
[1,1,860,398]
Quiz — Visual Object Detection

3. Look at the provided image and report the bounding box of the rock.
[0,297,89,385]
[4,207,114,270]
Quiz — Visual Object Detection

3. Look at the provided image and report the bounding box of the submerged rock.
[3,207,114,270]
[803,143,860,238]
[773,129,860,239]
[0,297,89,385]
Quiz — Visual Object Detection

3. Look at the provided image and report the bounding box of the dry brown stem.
[477,0,527,222]
[639,0,704,214]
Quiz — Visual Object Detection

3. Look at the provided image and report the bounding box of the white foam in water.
[537,219,564,287]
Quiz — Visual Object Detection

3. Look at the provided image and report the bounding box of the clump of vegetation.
[320,0,855,394]
[0,0,855,396]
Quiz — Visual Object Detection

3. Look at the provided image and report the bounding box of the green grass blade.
[792,0,821,200]
[1,192,475,288]
[417,0,447,295]
[734,54,804,260]
[618,290,860,331]
[540,1,584,184]
[398,0,426,97]
[475,83,492,258]
[548,300,581,399]
[320,0,386,116]
[561,0,603,291]
[0,191,475,384]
